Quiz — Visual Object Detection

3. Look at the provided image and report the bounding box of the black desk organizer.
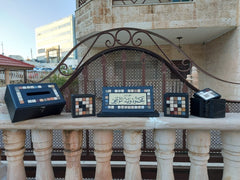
[4,83,66,123]
[190,88,225,118]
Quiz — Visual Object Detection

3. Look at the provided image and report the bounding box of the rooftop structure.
[0,55,34,70]
[0,54,34,84]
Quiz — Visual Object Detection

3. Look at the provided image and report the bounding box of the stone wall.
[74,0,240,100]
[75,0,238,40]
[203,28,240,100]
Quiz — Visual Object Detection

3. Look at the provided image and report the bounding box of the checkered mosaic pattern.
[71,94,95,117]
[164,93,189,118]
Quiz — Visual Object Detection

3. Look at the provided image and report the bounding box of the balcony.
[2,25,240,179]
[112,0,193,6]
[78,0,194,8]
[1,109,240,179]
[75,0,237,42]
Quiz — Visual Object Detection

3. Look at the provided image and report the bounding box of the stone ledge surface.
[0,113,239,131]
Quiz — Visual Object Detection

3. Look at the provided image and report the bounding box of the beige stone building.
[35,15,77,63]
[74,0,240,100]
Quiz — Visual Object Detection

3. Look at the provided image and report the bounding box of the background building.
[75,0,240,100]
[35,15,77,66]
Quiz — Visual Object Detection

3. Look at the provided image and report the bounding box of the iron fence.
[77,0,193,8]
[112,0,193,6]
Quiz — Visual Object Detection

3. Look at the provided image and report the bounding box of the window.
[38,48,45,53]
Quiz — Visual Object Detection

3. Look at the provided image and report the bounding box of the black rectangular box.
[190,98,225,118]
[4,83,66,123]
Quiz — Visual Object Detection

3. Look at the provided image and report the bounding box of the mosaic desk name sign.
[4,83,66,123]
[97,86,159,117]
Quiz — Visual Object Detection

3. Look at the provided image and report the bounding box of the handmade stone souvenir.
[164,93,189,118]
[191,88,225,118]
[97,86,159,117]
[193,88,221,101]
[71,94,95,118]
[4,83,66,123]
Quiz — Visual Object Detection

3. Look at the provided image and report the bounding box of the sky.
[0,0,75,59]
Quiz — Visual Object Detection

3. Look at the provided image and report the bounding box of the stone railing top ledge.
[0,113,239,130]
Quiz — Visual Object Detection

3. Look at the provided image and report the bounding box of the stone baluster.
[154,129,176,180]
[3,130,26,180]
[123,130,142,180]
[94,130,113,180]
[63,130,83,180]
[222,131,240,180]
[187,130,210,180]
[0,87,7,180]
[31,130,54,180]
[186,74,192,84]
[191,66,199,89]
[0,163,6,180]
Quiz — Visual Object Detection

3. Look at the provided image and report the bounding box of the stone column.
[32,130,54,180]
[191,66,199,89]
[3,130,26,180]
[63,130,83,180]
[154,129,176,180]
[0,87,7,180]
[94,130,113,180]
[123,130,142,180]
[4,69,10,85]
[222,131,240,180]
[187,130,210,180]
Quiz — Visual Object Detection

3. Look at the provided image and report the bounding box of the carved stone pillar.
[0,162,7,180]
[94,130,113,180]
[222,131,240,180]
[31,130,54,180]
[191,66,199,89]
[63,130,83,180]
[3,130,26,180]
[0,87,7,180]
[154,129,176,180]
[123,130,142,180]
[187,130,210,180]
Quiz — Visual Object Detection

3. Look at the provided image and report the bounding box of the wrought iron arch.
[39,27,240,88]
[59,46,198,92]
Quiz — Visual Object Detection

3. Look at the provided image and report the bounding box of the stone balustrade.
[0,113,240,179]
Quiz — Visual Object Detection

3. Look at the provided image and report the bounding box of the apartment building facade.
[74,0,240,100]
[35,15,77,63]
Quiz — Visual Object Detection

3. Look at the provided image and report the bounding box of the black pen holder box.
[4,83,66,123]
[190,98,225,118]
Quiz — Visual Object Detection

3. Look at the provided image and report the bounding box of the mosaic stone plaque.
[164,93,189,118]
[71,94,95,118]
[193,88,221,101]
[97,86,159,117]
